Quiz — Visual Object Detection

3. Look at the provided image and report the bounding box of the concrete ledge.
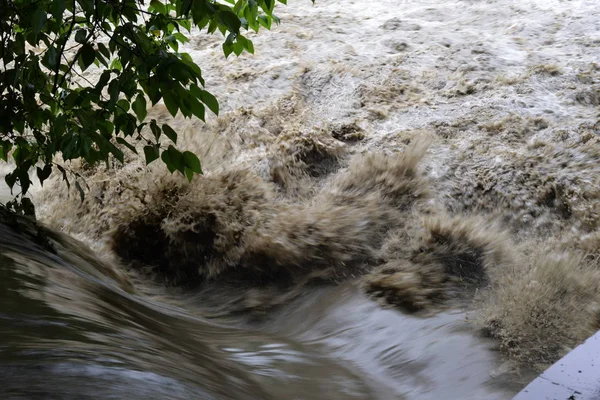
[513,332,600,400]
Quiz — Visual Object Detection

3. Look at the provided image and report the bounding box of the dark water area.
[0,221,533,399]
[0,223,373,399]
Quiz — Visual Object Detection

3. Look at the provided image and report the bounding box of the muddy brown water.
[2,0,599,397]
[0,223,533,399]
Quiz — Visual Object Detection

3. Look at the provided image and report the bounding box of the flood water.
[0,222,531,399]
[3,0,600,398]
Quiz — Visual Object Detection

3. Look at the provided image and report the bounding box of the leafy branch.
[0,0,289,215]
[52,0,77,94]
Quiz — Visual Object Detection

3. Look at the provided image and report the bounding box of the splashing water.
[0,221,528,399]
[3,0,600,398]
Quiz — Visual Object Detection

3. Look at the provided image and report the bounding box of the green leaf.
[52,0,66,25]
[177,92,192,118]
[150,120,161,141]
[188,97,205,121]
[171,148,185,174]
[162,124,177,143]
[109,142,124,163]
[114,112,129,135]
[14,119,24,134]
[117,99,130,112]
[223,42,233,58]
[95,50,108,68]
[165,35,179,52]
[20,197,36,218]
[132,94,147,122]
[179,56,204,85]
[79,43,96,70]
[32,8,47,35]
[116,137,138,154]
[169,61,194,83]
[75,29,87,44]
[233,35,254,56]
[178,18,192,32]
[184,166,194,181]
[16,167,31,195]
[232,41,244,56]
[183,151,202,173]
[5,172,16,190]
[263,0,275,13]
[150,0,167,14]
[200,90,219,115]
[162,145,185,174]
[123,117,136,137]
[180,0,193,16]
[258,15,272,30]
[189,84,203,99]
[143,76,162,105]
[122,3,138,21]
[98,43,111,59]
[42,46,60,70]
[143,145,160,165]
[173,32,189,43]
[160,151,173,172]
[95,70,111,92]
[162,90,179,117]
[56,165,70,189]
[36,165,52,186]
[75,180,85,202]
[245,39,255,54]
[98,119,115,137]
[63,92,80,109]
[77,0,95,18]
[110,58,122,71]
[220,11,242,34]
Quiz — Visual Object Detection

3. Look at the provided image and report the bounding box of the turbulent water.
[3,0,600,398]
[0,222,528,399]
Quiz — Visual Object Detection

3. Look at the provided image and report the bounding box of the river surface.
[0,222,531,399]
[3,0,600,398]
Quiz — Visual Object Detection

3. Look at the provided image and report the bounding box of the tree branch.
[55,25,98,95]
[99,24,141,58]
[52,0,77,95]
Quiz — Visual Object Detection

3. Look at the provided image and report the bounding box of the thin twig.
[52,0,77,94]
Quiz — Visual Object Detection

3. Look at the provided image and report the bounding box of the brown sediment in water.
[266,127,347,197]
[34,108,600,370]
[110,137,431,288]
[439,120,600,238]
[29,0,600,374]
[364,215,513,313]
[479,250,600,369]
[111,169,276,284]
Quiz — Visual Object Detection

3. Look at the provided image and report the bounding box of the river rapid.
[3,0,600,398]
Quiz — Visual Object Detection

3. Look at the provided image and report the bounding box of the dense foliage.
[0,0,287,211]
